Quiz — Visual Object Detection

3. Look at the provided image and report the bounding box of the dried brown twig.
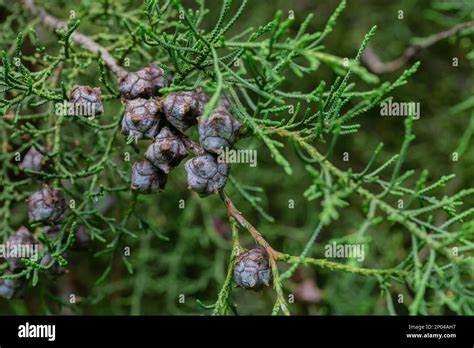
[362,20,474,73]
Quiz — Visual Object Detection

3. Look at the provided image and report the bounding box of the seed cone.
[39,252,66,276]
[162,90,206,131]
[198,105,241,154]
[233,247,272,290]
[121,98,162,140]
[4,226,37,271]
[28,186,66,223]
[131,159,167,194]
[184,154,229,196]
[119,64,165,100]
[145,127,188,173]
[70,85,103,116]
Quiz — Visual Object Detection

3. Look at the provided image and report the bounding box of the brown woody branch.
[21,0,128,78]
[219,190,289,315]
[219,190,281,259]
